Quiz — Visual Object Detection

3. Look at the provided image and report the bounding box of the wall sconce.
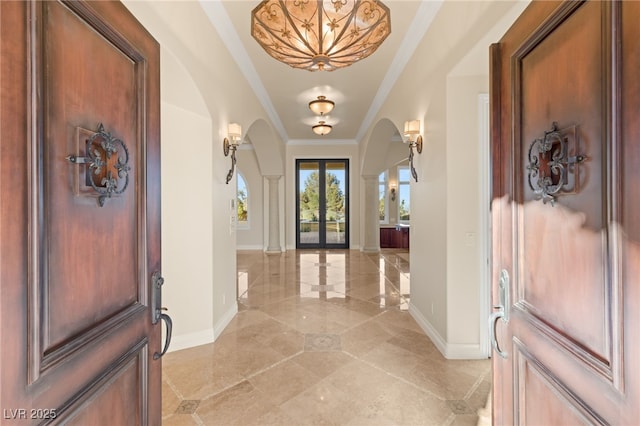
[403,119,423,182]
[223,123,242,184]
[390,183,396,201]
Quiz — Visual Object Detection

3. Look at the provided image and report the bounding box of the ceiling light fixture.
[309,96,335,115]
[312,121,332,136]
[251,0,391,72]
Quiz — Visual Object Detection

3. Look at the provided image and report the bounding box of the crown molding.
[356,0,443,142]
[287,139,358,146]
[200,1,289,143]
[201,0,442,147]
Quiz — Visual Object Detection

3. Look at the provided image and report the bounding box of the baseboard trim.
[445,343,487,360]
[167,304,238,353]
[213,303,238,338]
[409,303,487,360]
[237,244,264,250]
[409,303,448,356]
[361,247,380,253]
[167,328,215,353]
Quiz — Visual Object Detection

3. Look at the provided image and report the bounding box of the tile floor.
[162,249,491,425]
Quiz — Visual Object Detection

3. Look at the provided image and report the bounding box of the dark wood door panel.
[517,0,605,220]
[511,0,619,386]
[492,0,639,423]
[42,0,142,353]
[514,342,606,425]
[622,0,640,241]
[620,0,640,418]
[1,1,162,423]
[60,340,149,425]
[34,0,150,377]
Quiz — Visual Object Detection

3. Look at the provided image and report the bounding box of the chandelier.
[251,0,391,71]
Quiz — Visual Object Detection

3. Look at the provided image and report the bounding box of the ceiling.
[200,1,444,144]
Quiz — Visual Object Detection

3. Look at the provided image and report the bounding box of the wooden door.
[1,1,163,424]
[490,0,639,424]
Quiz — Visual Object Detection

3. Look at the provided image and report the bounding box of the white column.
[362,175,380,253]
[265,175,281,253]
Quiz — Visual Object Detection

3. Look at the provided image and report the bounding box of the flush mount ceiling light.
[312,120,332,135]
[251,0,391,72]
[309,96,335,115]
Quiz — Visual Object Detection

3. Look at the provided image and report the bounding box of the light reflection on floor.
[161,249,490,425]
[236,250,410,310]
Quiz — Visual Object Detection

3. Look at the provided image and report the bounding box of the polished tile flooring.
[162,249,491,425]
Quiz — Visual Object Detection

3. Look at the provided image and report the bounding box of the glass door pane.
[298,161,320,245]
[296,159,349,249]
[325,161,347,245]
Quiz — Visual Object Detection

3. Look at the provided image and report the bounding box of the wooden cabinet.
[380,226,409,249]
[380,227,394,248]
[399,226,409,248]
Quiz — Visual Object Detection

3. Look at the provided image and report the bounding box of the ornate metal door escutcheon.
[526,122,587,205]
[66,123,130,207]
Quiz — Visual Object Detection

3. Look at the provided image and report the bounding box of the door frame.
[295,158,350,249]
[478,93,491,358]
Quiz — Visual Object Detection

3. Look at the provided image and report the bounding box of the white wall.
[286,143,361,250]
[123,1,283,351]
[359,0,529,358]
[161,99,215,346]
[236,148,265,250]
[446,75,487,350]
[159,44,220,350]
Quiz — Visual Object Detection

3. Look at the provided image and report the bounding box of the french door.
[296,159,349,249]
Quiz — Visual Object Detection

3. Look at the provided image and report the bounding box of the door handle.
[489,307,508,358]
[151,271,173,359]
[489,269,510,358]
[154,310,173,360]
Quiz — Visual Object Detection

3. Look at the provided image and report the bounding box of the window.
[379,171,388,223]
[398,166,410,222]
[236,172,248,228]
